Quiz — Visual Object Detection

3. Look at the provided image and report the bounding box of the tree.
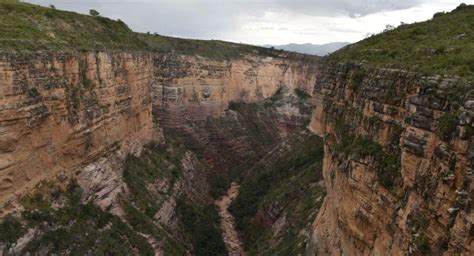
[383,24,395,33]
[49,4,56,9]
[89,9,100,16]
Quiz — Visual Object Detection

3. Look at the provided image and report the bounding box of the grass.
[0,0,146,51]
[327,4,474,84]
[0,0,320,61]
[139,33,284,60]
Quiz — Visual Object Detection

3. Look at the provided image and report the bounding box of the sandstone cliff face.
[153,53,318,122]
[153,53,318,168]
[308,62,473,255]
[1,48,471,256]
[0,52,155,205]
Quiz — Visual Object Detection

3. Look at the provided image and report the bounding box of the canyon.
[0,2,473,256]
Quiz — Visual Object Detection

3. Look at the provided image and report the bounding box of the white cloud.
[25,0,474,44]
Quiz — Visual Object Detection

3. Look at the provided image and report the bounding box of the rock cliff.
[0,52,155,205]
[308,62,473,255]
[0,2,473,255]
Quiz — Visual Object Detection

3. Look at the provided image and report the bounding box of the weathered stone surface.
[308,62,473,255]
[0,52,155,205]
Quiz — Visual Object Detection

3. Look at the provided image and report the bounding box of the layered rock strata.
[0,52,155,205]
[308,62,473,255]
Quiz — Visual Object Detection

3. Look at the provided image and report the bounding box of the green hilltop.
[0,0,297,59]
[327,4,474,83]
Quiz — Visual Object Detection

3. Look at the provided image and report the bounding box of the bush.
[351,67,366,91]
[334,118,401,189]
[294,88,311,99]
[27,87,41,98]
[437,113,458,140]
[89,9,100,16]
[0,215,25,245]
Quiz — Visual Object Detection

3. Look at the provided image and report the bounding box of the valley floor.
[215,182,245,256]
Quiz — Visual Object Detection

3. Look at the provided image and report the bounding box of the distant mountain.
[263,42,350,56]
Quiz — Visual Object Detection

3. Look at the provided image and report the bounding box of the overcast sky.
[25,0,473,45]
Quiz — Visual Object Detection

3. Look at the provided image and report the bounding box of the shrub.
[334,118,401,189]
[351,67,366,91]
[89,9,100,16]
[27,87,41,98]
[437,113,458,140]
[0,215,25,245]
[294,88,311,99]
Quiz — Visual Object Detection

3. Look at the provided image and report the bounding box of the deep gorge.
[0,2,473,256]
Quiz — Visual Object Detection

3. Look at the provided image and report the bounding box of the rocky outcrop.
[153,53,318,168]
[308,62,473,255]
[153,53,318,122]
[0,52,155,205]
[1,45,471,256]
[0,50,319,206]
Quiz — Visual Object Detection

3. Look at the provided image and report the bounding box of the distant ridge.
[263,42,350,56]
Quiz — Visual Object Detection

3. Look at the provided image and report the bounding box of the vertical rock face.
[153,54,318,123]
[0,52,155,204]
[152,53,319,168]
[0,51,319,205]
[1,48,471,256]
[308,63,473,255]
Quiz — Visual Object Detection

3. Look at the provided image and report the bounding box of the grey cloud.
[26,0,425,42]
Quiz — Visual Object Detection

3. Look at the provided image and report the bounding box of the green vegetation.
[328,4,474,83]
[226,101,281,150]
[27,87,41,98]
[11,180,154,255]
[0,0,146,51]
[351,67,366,91]
[0,0,317,61]
[89,9,100,17]
[123,142,185,217]
[176,197,226,256]
[229,132,325,255]
[437,113,459,140]
[139,33,285,60]
[121,140,226,255]
[0,214,25,245]
[294,88,311,100]
[334,118,401,189]
[409,213,432,254]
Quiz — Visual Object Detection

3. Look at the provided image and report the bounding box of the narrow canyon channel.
[215,182,245,256]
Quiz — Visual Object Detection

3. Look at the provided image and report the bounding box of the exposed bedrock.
[0,52,155,205]
[307,62,473,255]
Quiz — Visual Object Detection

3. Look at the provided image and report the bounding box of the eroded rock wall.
[0,52,155,205]
[153,54,318,123]
[153,53,319,168]
[308,62,473,255]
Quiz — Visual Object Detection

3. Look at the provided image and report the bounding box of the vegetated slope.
[328,4,474,83]
[264,42,350,56]
[0,0,146,51]
[0,139,226,255]
[0,0,291,59]
[229,131,325,255]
